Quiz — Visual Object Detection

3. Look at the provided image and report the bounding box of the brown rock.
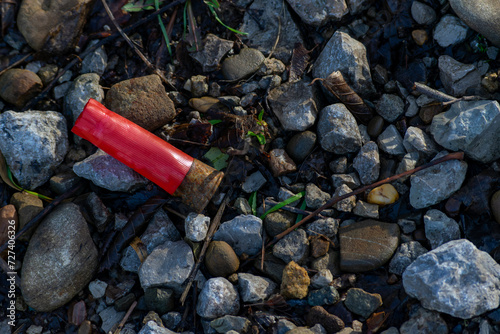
[492,190,500,224]
[340,220,400,272]
[17,0,94,54]
[311,249,341,275]
[280,261,310,299]
[78,320,93,334]
[0,205,18,256]
[205,241,240,277]
[0,69,42,108]
[269,149,297,176]
[105,75,176,131]
[10,192,43,241]
[306,306,345,333]
[412,29,429,46]
[21,203,98,312]
[310,236,330,258]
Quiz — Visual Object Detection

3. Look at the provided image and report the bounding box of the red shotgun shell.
[72,98,194,194]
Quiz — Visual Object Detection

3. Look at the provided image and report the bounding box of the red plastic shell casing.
[72,98,194,194]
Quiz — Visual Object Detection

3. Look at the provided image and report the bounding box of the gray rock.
[234,197,252,215]
[389,241,428,275]
[161,312,182,330]
[313,31,375,98]
[139,240,194,295]
[400,308,448,334]
[273,229,309,264]
[403,239,500,319]
[0,110,68,189]
[430,100,500,163]
[184,213,210,242]
[278,319,297,334]
[210,315,251,333]
[311,250,341,276]
[346,0,370,15]
[84,192,111,233]
[395,152,420,183]
[310,269,334,289]
[286,0,348,26]
[89,279,108,299]
[306,218,339,238]
[257,58,286,76]
[353,201,379,219]
[381,327,399,334]
[329,156,348,174]
[305,183,331,210]
[221,48,264,81]
[438,55,481,96]
[144,287,174,314]
[238,273,277,302]
[424,209,461,249]
[265,211,294,237]
[358,124,370,144]
[375,94,405,122]
[268,80,318,131]
[403,127,438,157]
[405,95,419,117]
[121,209,181,273]
[377,125,406,156]
[333,184,356,212]
[213,215,262,256]
[190,34,234,72]
[21,203,98,312]
[183,75,208,97]
[73,149,149,192]
[258,75,282,90]
[409,151,467,209]
[353,141,380,184]
[449,0,500,48]
[286,131,317,162]
[242,171,267,193]
[240,0,303,61]
[197,277,240,319]
[344,288,383,318]
[398,219,416,234]
[317,104,362,154]
[53,82,72,100]
[81,41,108,76]
[99,306,126,333]
[138,321,176,334]
[411,1,436,25]
[434,15,469,47]
[308,286,340,306]
[331,173,360,189]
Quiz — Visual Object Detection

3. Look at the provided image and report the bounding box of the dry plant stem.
[23,0,186,110]
[269,151,465,247]
[180,188,233,305]
[114,301,137,334]
[0,53,33,77]
[100,0,175,90]
[0,181,86,254]
[413,82,482,105]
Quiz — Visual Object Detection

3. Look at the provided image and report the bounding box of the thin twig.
[413,82,482,105]
[22,0,186,110]
[270,151,465,247]
[0,53,34,77]
[113,301,137,334]
[179,188,233,305]
[100,0,176,90]
[0,181,86,254]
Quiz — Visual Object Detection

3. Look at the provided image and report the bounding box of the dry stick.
[100,0,176,90]
[179,188,234,305]
[413,82,482,105]
[23,0,186,110]
[0,53,34,77]
[0,181,86,254]
[270,151,465,247]
[114,301,137,334]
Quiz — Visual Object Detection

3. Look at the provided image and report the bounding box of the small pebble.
[280,261,310,299]
[367,184,399,206]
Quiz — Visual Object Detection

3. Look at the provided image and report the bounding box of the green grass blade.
[295,199,307,223]
[6,164,53,201]
[154,0,172,59]
[249,191,257,216]
[260,191,305,220]
[206,5,247,35]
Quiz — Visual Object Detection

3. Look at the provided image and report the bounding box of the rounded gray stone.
[433,15,469,48]
[423,209,460,249]
[63,73,105,125]
[286,131,317,162]
[222,48,265,81]
[273,229,309,264]
[375,94,405,122]
[411,1,436,25]
[21,203,98,312]
[213,215,263,256]
[238,273,277,303]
